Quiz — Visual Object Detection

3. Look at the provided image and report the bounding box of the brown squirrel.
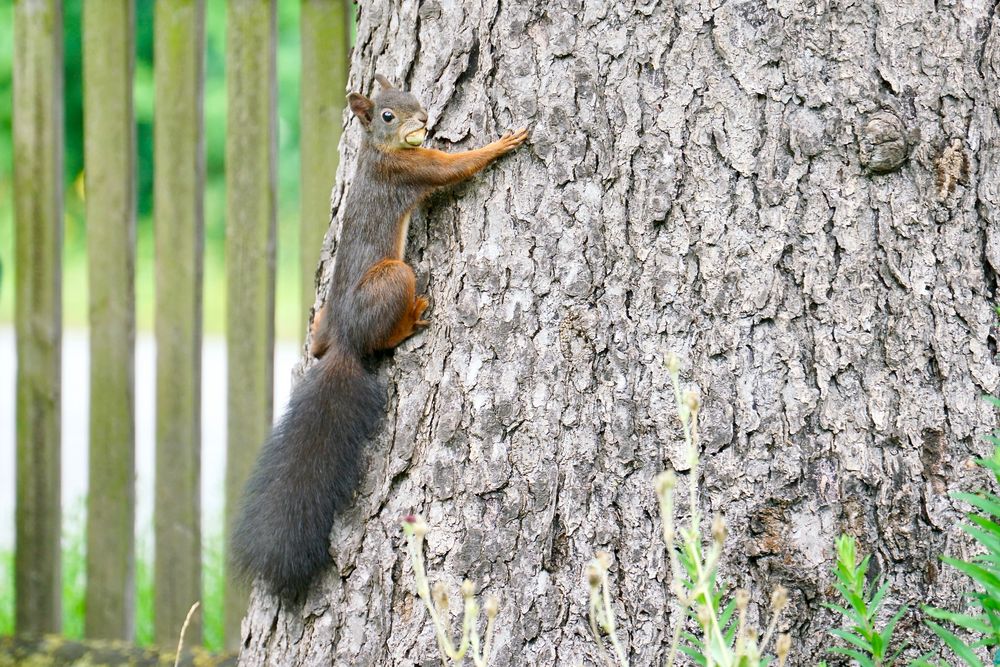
[231,75,529,598]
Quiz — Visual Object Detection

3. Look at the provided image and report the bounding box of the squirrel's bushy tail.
[230,347,383,598]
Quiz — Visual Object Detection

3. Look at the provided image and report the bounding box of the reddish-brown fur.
[310,128,528,359]
[378,134,528,187]
[356,258,426,350]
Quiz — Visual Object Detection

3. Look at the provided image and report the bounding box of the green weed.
[921,413,1000,667]
[823,534,909,667]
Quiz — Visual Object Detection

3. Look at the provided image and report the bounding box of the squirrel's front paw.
[499,128,529,152]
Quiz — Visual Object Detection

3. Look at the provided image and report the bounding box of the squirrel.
[230,75,529,598]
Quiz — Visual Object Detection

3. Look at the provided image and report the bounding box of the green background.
[0,0,315,339]
[0,0,353,650]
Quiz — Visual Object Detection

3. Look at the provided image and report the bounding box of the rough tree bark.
[241,0,1000,664]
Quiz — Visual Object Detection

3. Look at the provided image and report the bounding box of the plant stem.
[589,586,615,667]
[600,569,630,667]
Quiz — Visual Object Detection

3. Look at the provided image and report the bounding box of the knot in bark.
[859,110,909,174]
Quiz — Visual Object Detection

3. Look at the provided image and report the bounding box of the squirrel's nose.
[417,111,428,124]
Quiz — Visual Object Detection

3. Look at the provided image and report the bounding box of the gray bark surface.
[241,0,1000,664]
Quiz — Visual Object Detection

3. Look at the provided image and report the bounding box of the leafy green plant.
[585,353,792,667]
[824,534,908,667]
[921,426,1000,667]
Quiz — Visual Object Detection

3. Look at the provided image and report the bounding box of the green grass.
[62,501,86,639]
[0,549,11,636]
[0,505,226,652]
[202,528,225,652]
[135,532,154,647]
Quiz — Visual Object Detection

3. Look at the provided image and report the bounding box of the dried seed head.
[484,595,499,619]
[432,582,448,611]
[771,585,789,612]
[735,589,750,611]
[696,604,712,628]
[461,580,475,599]
[711,515,727,544]
[776,633,792,665]
[655,471,676,496]
[684,390,700,413]
[586,562,602,589]
[401,514,428,538]
[665,352,681,374]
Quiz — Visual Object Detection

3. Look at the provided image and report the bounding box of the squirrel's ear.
[374,74,395,90]
[348,93,374,127]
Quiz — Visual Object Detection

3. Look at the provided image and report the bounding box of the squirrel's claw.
[412,296,430,325]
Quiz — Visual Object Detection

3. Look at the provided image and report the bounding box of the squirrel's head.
[348,75,428,149]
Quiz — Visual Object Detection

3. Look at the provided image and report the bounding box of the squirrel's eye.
[381,110,395,123]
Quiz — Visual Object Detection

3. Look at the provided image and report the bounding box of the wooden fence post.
[154,0,205,646]
[83,0,137,641]
[223,0,277,647]
[13,0,64,636]
[299,0,350,322]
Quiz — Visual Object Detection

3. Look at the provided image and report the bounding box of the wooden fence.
[12,0,350,649]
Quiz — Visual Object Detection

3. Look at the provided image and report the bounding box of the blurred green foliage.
[0,0,321,340]
[0,0,354,649]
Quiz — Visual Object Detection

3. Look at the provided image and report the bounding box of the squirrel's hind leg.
[351,259,428,352]
[309,304,331,358]
[379,294,429,350]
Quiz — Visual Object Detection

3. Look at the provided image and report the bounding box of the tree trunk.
[240,0,1000,664]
